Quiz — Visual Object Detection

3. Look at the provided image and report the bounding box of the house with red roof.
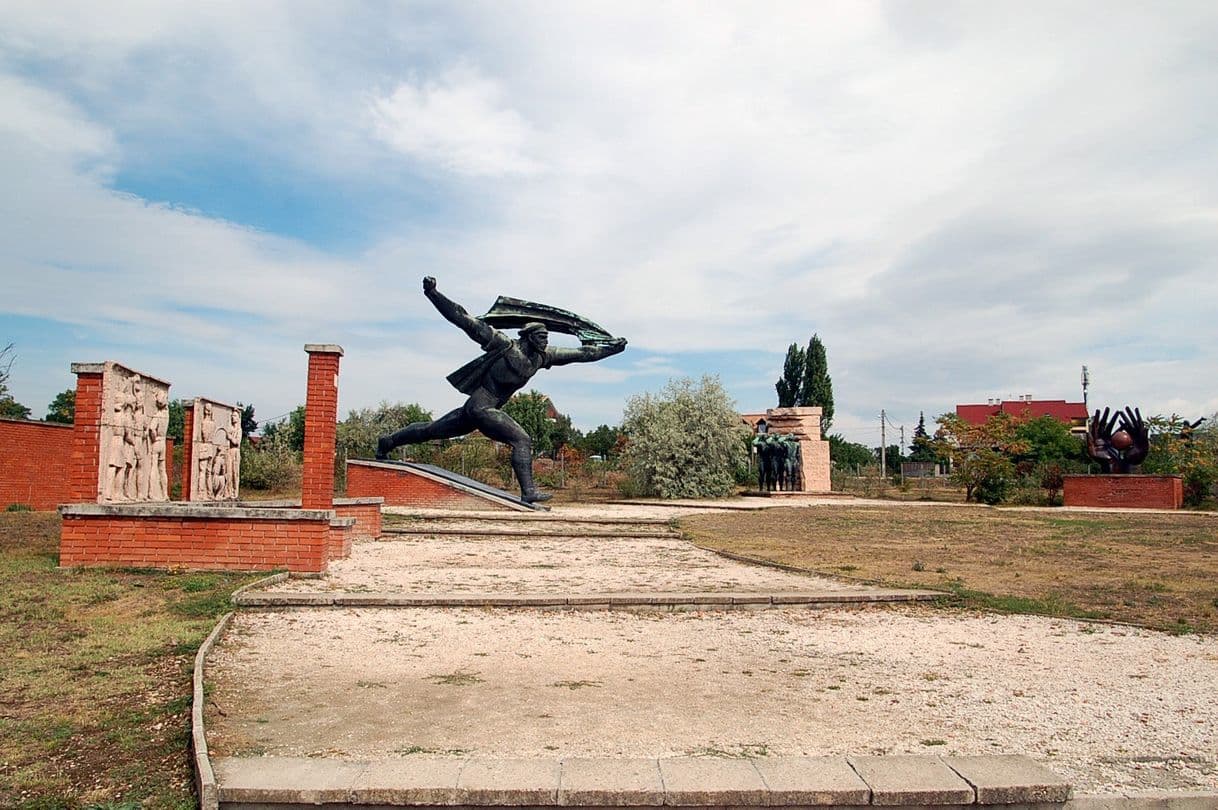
[956,396,1088,435]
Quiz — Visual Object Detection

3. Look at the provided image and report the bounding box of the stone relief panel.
[191,398,242,501]
[98,362,172,503]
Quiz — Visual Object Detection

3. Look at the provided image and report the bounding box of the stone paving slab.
[558,758,664,806]
[848,755,975,806]
[659,757,769,806]
[753,756,872,805]
[214,756,367,805]
[946,754,1072,804]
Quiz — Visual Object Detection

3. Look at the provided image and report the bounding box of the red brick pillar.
[182,404,195,501]
[164,438,176,500]
[302,344,343,510]
[68,363,105,502]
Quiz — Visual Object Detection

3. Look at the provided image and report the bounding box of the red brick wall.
[0,419,75,510]
[334,501,382,541]
[346,462,513,510]
[182,404,195,500]
[328,519,354,560]
[165,438,175,500]
[302,350,341,510]
[59,514,331,572]
[1063,475,1183,510]
[69,370,103,502]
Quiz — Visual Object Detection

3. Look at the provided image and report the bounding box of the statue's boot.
[511,446,551,504]
[375,435,393,460]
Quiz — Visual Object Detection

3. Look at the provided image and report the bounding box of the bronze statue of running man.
[377,276,627,503]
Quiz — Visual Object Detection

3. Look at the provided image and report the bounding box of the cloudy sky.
[2,1,1216,447]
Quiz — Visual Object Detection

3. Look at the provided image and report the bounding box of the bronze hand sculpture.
[1086,406,1150,474]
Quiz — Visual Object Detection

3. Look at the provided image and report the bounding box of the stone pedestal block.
[763,406,832,492]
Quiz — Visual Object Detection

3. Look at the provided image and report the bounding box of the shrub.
[951,449,1015,505]
[5,503,33,512]
[621,375,750,499]
[239,432,302,492]
[1038,462,1066,506]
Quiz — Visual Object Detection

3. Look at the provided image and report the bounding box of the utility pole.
[900,425,906,456]
[880,409,887,478]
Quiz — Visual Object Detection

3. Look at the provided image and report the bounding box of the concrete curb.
[229,571,289,604]
[211,753,1089,807]
[231,589,939,609]
[382,526,678,539]
[192,611,234,810]
[385,513,674,526]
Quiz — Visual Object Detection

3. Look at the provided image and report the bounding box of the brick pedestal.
[68,364,104,502]
[58,504,334,572]
[302,345,343,510]
[1063,475,1183,510]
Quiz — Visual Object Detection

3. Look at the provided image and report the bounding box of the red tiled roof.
[956,400,1087,426]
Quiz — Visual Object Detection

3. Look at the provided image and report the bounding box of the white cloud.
[1,2,1217,439]
[371,65,540,177]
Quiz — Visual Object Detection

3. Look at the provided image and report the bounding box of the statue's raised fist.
[423,276,437,293]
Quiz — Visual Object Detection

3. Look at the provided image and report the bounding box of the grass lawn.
[681,504,1218,634]
[0,512,261,809]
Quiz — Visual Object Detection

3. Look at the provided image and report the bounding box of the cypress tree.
[775,343,804,408]
[799,334,834,435]
[909,411,936,462]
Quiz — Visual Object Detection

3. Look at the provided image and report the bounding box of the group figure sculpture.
[377,277,626,504]
[1085,406,1150,474]
[102,374,170,503]
[754,433,803,492]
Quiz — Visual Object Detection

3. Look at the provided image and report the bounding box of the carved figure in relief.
[148,389,169,500]
[130,376,151,500]
[223,408,242,499]
[196,402,217,497]
[104,396,128,501]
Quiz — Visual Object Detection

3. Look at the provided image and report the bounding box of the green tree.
[798,333,834,435]
[1142,413,1218,507]
[580,424,623,458]
[908,412,936,462]
[951,448,1016,504]
[236,402,258,439]
[874,443,905,474]
[167,399,185,442]
[44,389,75,424]
[1013,415,1085,465]
[775,343,804,408]
[503,391,558,456]
[828,434,875,472]
[622,375,749,499]
[337,402,433,461]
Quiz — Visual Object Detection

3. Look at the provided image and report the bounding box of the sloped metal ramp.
[349,458,547,512]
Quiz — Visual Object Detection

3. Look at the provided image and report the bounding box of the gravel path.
[266,535,869,595]
[208,605,1218,794]
[209,503,1218,797]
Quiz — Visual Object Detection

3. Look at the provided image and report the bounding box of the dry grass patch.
[0,512,261,809]
[681,505,1218,634]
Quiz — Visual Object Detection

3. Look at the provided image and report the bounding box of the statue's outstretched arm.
[423,276,495,346]
[548,337,627,367]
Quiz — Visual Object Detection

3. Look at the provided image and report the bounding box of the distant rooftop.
[957,397,1088,427]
